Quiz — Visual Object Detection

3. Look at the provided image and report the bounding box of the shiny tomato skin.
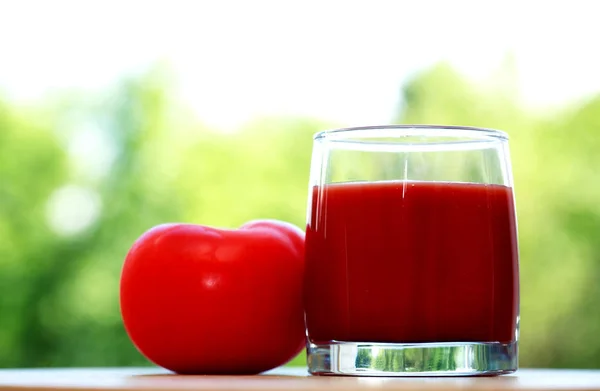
[120,221,306,374]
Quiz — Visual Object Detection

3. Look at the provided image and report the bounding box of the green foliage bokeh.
[1,62,599,369]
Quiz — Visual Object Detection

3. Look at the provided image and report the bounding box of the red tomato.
[120,220,306,374]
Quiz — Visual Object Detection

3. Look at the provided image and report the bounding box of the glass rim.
[313,124,509,142]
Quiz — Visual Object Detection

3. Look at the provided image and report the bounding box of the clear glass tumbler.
[304,125,519,376]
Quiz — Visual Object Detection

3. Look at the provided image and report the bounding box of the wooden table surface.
[1,367,600,391]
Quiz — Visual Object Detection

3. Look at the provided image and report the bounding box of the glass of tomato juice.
[304,125,519,376]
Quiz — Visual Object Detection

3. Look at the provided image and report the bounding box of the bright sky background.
[1,0,599,130]
[1,0,598,235]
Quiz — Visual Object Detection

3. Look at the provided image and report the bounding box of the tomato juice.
[304,180,519,344]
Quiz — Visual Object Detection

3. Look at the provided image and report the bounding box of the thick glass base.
[307,341,517,376]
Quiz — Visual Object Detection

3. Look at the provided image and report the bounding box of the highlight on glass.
[304,125,519,376]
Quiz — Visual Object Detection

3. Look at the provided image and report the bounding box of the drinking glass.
[304,125,519,376]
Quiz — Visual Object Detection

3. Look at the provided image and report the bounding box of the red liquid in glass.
[304,181,519,344]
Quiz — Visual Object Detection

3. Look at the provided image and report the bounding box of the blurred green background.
[2,1,600,370]
[3,61,600,369]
